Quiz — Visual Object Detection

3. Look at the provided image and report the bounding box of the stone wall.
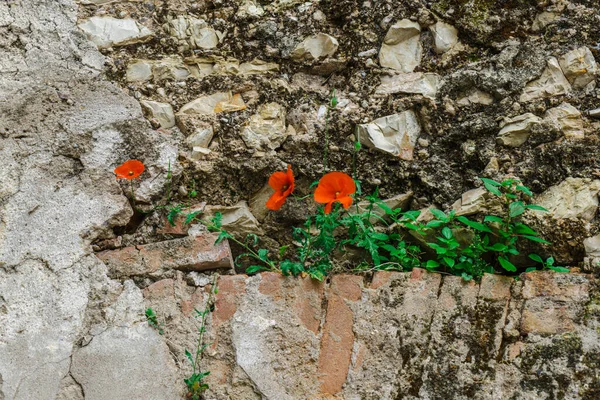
[2,0,600,399]
[143,269,600,399]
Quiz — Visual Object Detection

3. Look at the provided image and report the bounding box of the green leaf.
[280,260,304,276]
[215,231,232,244]
[498,256,517,272]
[509,201,526,218]
[516,185,533,196]
[457,216,493,233]
[184,211,203,225]
[549,266,570,273]
[525,267,537,272]
[442,227,453,240]
[480,178,502,196]
[370,232,390,241]
[484,215,504,223]
[257,248,269,261]
[426,220,445,228]
[461,272,473,281]
[425,260,440,270]
[430,209,447,221]
[547,256,555,266]
[279,245,290,257]
[488,243,507,252]
[513,223,538,235]
[246,265,265,274]
[443,257,456,267]
[402,210,421,221]
[528,254,543,263]
[526,204,548,212]
[522,235,551,244]
[354,141,362,151]
[185,349,194,365]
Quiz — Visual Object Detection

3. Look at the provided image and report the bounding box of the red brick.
[180,287,206,317]
[478,273,513,301]
[96,233,233,277]
[258,272,283,300]
[213,275,246,326]
[521,271,591,302]
[294,276,325,334]
[521,303,576,334]
[370,271,393,289]
[143,279,175,300]
[318,275,362,395]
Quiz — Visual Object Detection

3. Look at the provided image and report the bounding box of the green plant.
[527,254,569,273]
[184,274,218,399]
[145,307,164,335]
[206,213,278,274]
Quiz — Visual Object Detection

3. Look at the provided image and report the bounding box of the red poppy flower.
[266,165,295,211]
[114,160,145,180]
[314,172,356,214]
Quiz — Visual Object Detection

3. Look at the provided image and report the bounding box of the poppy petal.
[266,192,287,210]
[268,171,289,191]
[114,160,145,180]
[337,196,353,209]
[324,202,333,214]
[314,185,337,203]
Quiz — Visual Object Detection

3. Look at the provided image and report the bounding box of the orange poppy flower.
[114,160,145,180]
[314,172,356,214]
[266,164,295,211]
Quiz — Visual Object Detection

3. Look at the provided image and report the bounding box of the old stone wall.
[1,0,600,399]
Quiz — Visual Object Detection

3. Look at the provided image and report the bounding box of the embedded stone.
[558,47,597,89]
[203,201,261,236]
[240,103,291,150]
[165,15,221,50]
[356,111,421,160]
[429,21,458,54]
[178,92,247,115]
[375,72,440,99]
[536,177,600,221]
[291,33,339,61]
[544,102,584,139]
[140,100,176,129]
[379,19,422,72]
[519,57,571,102]
[125,60,153,82]
[456,89,494,106]
[496,113,542,147]
[584,234,600,258]
[78,17,153,49]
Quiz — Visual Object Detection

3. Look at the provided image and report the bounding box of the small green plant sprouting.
[527,254,569,273]
[145,307,164,335]
[184,274,218,399]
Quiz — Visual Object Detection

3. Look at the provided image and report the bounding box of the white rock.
[204,201,261,236]
[126,60,153,82]
[375,72,440,99]
[532,11,560,32]
[166,16,221,50]
[379,19,422,73]
[186,126,214,149]
[78,17,153,49]
[558,47,597,89]
[584,234,600,257]
[237,0,265,17]
[356,111,421,160]
[140,100,175,128]
[429,21,458,54]
[536,178,600,221]
[456,89,494,106]
[544,102,584,139]
[497,113,542,147]
[240,103,290,150]
[239,60,280,74]
[178,92,247,115]
[152,57,191,81]
[520,57,571,102]
[291,33,339,61]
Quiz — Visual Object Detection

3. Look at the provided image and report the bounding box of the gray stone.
[559,47,597,89]
[497,113,542,147]
[584,234,600,258]
[456,89,494,106]
[125,60,153,82]
[78,17,153,49]
[451,187,502,216]
[140,100,176,129]
[291,33,339,61]
[375,73,441,99]
[71,324,182,399]
[520,57,571,102]
[536,177,600,221]
[544,102,584,139]
[356,111,421,160]
[165,15,221,50]
[379,19,422,72]
[186,126,214,149]
[429,21,458,54]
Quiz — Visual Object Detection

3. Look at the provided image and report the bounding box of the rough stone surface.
[375,72,441,99]
[520,57,572,102]
[544,102,585,139]
[78,17,153,48]
[536,178,600,221]
[379,19,422,72]
[497,113,543,147]
[559,47,598,89]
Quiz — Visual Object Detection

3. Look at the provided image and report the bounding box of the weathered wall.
[2,0,600,399]
[143,269,600,400]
